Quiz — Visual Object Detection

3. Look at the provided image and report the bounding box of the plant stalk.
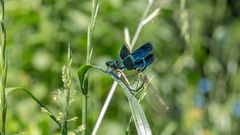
[91,81,118,135]
[130,1,153,50]
[0,0,7,134]
[61,46,72,135]
[82,0,99,135]
[82,95,88,135]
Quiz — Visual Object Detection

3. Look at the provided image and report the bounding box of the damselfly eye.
[116,61,120,66]
[105,61,111,66]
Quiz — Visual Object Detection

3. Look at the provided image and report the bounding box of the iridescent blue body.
[106,42,169,114]
[106,42,154,71]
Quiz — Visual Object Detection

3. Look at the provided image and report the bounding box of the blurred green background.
[3,0,240,134]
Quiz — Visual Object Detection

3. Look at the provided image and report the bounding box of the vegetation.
[0,0,240,135]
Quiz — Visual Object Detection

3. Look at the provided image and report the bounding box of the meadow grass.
[61,45,72,134]
[81,0,99,135]
[0,0,238,134]
[0,0,72,134]
[1,0,162,134]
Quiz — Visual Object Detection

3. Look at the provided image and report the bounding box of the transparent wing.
[132,42,153,60]
[140,74,169,115]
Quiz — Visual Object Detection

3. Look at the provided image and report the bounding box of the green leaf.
[77,64,93,95]
[5,87,61,128]
[106,72,152,135]
[77,64,152,135]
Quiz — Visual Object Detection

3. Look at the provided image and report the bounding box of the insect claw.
[141,66,146,71]
[106,66,109,72]
[136,69,142,75]
[141,59,147,71]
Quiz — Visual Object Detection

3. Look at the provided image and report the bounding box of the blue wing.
[120,45,131,59]
[144,54,154,66]
[131,42,153,60]
[134,54,154,69]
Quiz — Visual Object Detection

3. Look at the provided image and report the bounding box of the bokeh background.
[3,0,240,134]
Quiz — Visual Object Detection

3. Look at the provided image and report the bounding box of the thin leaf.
[77,65,93,95]
[124,27,131,47]
[127,92,152,135]
[77,64,152,135]
[141,8,161,26]
[103,69,152,135]
[5,87,61,128]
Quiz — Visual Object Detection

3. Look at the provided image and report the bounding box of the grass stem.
[130,1,153,50]
[91,81,118,135]
[81,95,88,135]
[0,0,7,134]
[61,46,72,135]
[82,0,99,135]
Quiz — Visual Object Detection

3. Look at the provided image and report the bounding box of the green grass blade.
[5,87,61,129]
[110,75,152,135]
[77,64,152,135]
[77,65,93,95]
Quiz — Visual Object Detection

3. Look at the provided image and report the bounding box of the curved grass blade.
[78,65,93,95]
[5,87,61,128]
[106,70,152,135]
[77,64,152,135]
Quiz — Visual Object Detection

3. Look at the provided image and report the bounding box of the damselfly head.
[105,61,115,68]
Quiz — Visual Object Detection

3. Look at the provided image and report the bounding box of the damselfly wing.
[133,54,154,71]
[139,73,169,115]
[121,42,154,70]
[120,44,131,60]
[120,72,169,115]
[130,42,153,60]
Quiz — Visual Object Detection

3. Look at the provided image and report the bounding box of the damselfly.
[106,42,169,114]
[106,42,154,71]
